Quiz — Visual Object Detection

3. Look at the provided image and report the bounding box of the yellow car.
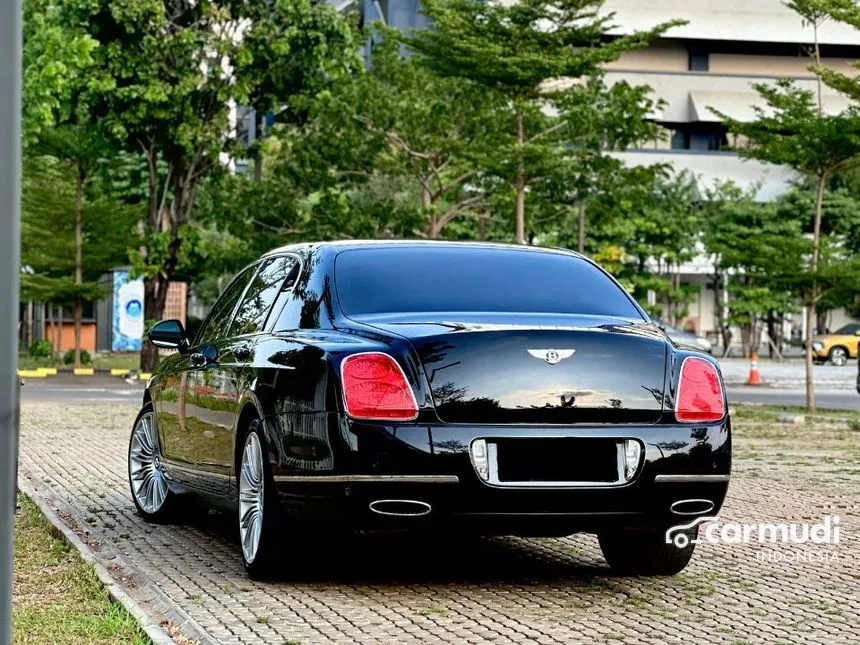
[811,322,860,366]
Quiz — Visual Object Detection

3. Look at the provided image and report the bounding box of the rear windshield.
[334,246,644,319]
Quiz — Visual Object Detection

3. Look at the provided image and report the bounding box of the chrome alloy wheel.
[239,432,265,565]
[830,347,848,366]
[129,412,169,514]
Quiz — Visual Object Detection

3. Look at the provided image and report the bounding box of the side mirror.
[149,319,189,352]
[854,330,860,337]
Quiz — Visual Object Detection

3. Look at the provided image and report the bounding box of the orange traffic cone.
[747,352,763,386]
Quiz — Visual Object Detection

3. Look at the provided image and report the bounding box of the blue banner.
[112,271,145,352]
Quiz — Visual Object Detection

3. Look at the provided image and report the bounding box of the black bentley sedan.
[128,241,730,579]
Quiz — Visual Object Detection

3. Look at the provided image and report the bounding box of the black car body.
[129,241,731,579]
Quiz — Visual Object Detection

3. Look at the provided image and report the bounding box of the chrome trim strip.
[272,474,460,484]
[482,440,631,489]
[655,474,730,483]
[164,461,234,480]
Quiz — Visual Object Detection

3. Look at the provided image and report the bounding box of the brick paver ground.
[17,402,860,644]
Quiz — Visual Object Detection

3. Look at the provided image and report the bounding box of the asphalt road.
[19,375,146,404]
[19,374,860,410]
[727,386,859,410]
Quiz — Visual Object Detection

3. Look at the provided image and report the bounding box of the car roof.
[261,239,587,260]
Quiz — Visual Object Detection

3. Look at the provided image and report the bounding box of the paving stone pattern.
[18,403,860,644]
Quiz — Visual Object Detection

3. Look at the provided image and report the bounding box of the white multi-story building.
[601,0,860,340]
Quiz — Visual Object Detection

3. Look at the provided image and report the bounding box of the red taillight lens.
[675,357,726,423]
[342,352,419,421]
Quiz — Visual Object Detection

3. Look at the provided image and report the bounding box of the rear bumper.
[268,417,731,534]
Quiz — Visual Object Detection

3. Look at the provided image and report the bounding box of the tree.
[21,155,138,357]
[31,126,117,366]
[351,32,502,239]
[715,18,860,408]
[24,0,133,365]
[617,170,702,323]
[59,0,361,370]
[702,184,801,358]
[540,77,664,253]
[22,0,96,144]
[406,0,681,244]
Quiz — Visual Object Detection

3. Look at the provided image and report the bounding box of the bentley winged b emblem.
[527,349,575,365]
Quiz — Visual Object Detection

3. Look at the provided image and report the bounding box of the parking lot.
[17,401,860,644]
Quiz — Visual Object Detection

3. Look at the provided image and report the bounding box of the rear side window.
[335,247,643,319]
[196,266,256,344]
[230,256,299,336]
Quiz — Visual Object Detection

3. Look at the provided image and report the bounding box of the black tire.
[128,402,180,522]
[598,526,697,576]
[238,419,283,580]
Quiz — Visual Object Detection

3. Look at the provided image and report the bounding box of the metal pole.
[0,0,23,640]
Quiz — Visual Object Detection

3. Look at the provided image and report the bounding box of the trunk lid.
[355,313,668,424]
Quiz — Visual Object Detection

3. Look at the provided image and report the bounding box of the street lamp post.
[0,0,23,642]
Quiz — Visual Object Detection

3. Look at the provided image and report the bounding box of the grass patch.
[17,353,139,371]
[732,404,860,425]
[13,495,150,644]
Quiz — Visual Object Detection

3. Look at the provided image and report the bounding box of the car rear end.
[318,244,731,536]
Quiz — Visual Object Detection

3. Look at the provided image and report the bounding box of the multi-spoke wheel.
[128,403,176,520]
[238,420,281,579]
[829,346,849,366]
[239,432,265,565]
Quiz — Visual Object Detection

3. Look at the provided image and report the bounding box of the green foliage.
[406,0,681,242]
[715,79,860,180]
[22,0,98,144]
[702,183,801,352]
[20,155,138,304]
[28,339,54,358]
[63,349,91,366]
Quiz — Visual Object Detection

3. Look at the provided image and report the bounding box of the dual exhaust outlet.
[369,498,715,518]
[369,499,432,517]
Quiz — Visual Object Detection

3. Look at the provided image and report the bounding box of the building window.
[670,128,728,151]
[671,131,690,150]
[688,51,710,72]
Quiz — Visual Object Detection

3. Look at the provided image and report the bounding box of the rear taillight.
[341,352,419,421]
[675,357,726,423]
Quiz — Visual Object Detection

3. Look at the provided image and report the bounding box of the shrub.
[63,349,92,365]
[28,339,53,358]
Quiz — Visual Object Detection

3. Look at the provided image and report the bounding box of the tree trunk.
[73,174,84,368]
[424,185,437,239]
[805,24,825,412]
[577,202,586,254]
[740,323,751,359]
[767,313,777,360]
[804,305,816,411]
[515,110,526,245]
[815,308,828,335]
[140,273,170,372]
[47,304,55,355]
[57,305,63,354]
[805,171,827,412]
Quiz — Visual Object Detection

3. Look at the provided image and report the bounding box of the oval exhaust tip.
[670,498,715,516]
[369,499,432,517]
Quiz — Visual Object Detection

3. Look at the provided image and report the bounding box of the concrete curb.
[17,367,145,377]
[17,474,215,645]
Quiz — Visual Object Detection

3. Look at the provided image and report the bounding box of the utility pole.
[0,0,23,641]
